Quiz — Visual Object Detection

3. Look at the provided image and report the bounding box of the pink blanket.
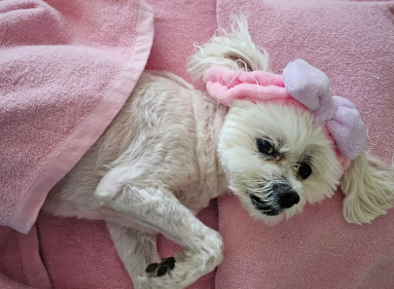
[1,0,394,288]
[216,0,394,288]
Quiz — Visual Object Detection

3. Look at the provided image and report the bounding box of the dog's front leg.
[107,223,160,289]
[96,179,223,289]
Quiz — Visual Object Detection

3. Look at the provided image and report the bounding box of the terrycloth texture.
[216,1,394,289]
[0,0,153,287]
[204,65,291,106]
[0,225,49,289]
[0,0,154,234]
[34,0,219,288]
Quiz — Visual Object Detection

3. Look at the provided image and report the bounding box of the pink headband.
[203,59,367,170]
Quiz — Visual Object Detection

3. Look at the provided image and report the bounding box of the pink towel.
[0,0,154,234]
[216,0,394,288]
[0,0,153,287]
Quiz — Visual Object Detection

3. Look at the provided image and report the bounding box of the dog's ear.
[187,14,268,81]
[340,151,394,224]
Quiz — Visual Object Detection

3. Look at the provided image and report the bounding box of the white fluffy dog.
[43,16,394,289]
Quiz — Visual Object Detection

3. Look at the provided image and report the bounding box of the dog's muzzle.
[250,183,300,215]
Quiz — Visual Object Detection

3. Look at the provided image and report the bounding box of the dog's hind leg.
[96,179,223,289]
[107,223,160,289]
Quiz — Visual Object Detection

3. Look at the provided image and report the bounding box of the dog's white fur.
[43,16,394,289]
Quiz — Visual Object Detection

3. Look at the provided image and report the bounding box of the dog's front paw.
[138,246,222,289]
[146,257,176,277]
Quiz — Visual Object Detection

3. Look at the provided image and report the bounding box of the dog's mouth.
[249,194,281,216]
[247,180,300,216]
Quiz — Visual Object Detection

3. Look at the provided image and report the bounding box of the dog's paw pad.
[146,263,159,274]
[160,257,176,270]
[157,265,168,276]
[146,257,176,277]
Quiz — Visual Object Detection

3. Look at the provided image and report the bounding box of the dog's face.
[189,15,393,225]
[218,101,342,224]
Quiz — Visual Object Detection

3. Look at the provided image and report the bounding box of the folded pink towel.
[216,0,394,288]
[0,0,153,234]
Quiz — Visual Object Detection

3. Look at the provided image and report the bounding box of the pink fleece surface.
[216,1,394,288]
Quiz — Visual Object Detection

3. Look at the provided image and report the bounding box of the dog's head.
[188,15,394,225]
[212,61,394,225]
[218,100,342,224]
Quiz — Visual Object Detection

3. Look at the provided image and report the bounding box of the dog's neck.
[192,90,229,199]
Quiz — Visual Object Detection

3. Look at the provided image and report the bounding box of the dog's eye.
[298,163,312,180]
[257,138,275,155]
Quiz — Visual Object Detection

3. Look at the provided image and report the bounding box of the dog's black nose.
[273,184,300,208]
